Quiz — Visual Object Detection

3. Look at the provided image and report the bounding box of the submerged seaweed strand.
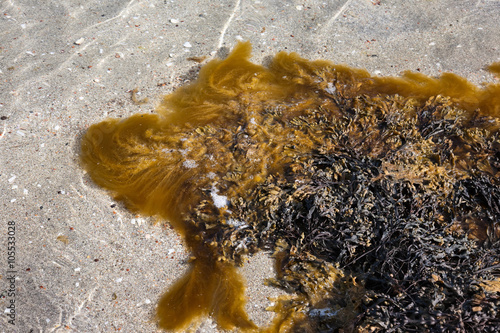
[81,42,500,332]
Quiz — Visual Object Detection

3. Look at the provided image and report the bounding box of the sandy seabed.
[1,0,500,332]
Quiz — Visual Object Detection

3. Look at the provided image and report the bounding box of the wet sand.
[1,0,499,331]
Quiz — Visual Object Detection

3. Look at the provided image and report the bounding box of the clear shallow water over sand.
[1,0,499,331]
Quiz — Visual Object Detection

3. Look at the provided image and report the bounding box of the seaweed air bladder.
[80,41,500,332]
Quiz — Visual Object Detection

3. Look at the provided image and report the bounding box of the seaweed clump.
[80,42,500,332]
[194,94,500,332]
[232,136,500,332]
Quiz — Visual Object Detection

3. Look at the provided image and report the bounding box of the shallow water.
[80,42,500,331]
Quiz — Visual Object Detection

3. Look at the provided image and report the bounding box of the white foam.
[183,159,198,168]
[210,185,228,209]
[325,82,336,94]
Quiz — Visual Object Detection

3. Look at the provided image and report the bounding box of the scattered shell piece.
[187,56,207,63]
[74,37,85,45]
[130,88,149,105]
[56,235,69,244]
[131,218,145,225]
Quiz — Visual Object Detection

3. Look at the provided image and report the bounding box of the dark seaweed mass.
[191,95,500,332]
[249,157,500,332]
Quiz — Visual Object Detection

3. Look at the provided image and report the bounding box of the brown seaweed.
[80,42,500,332]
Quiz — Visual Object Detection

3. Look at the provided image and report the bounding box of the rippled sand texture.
[2,0,500,331]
